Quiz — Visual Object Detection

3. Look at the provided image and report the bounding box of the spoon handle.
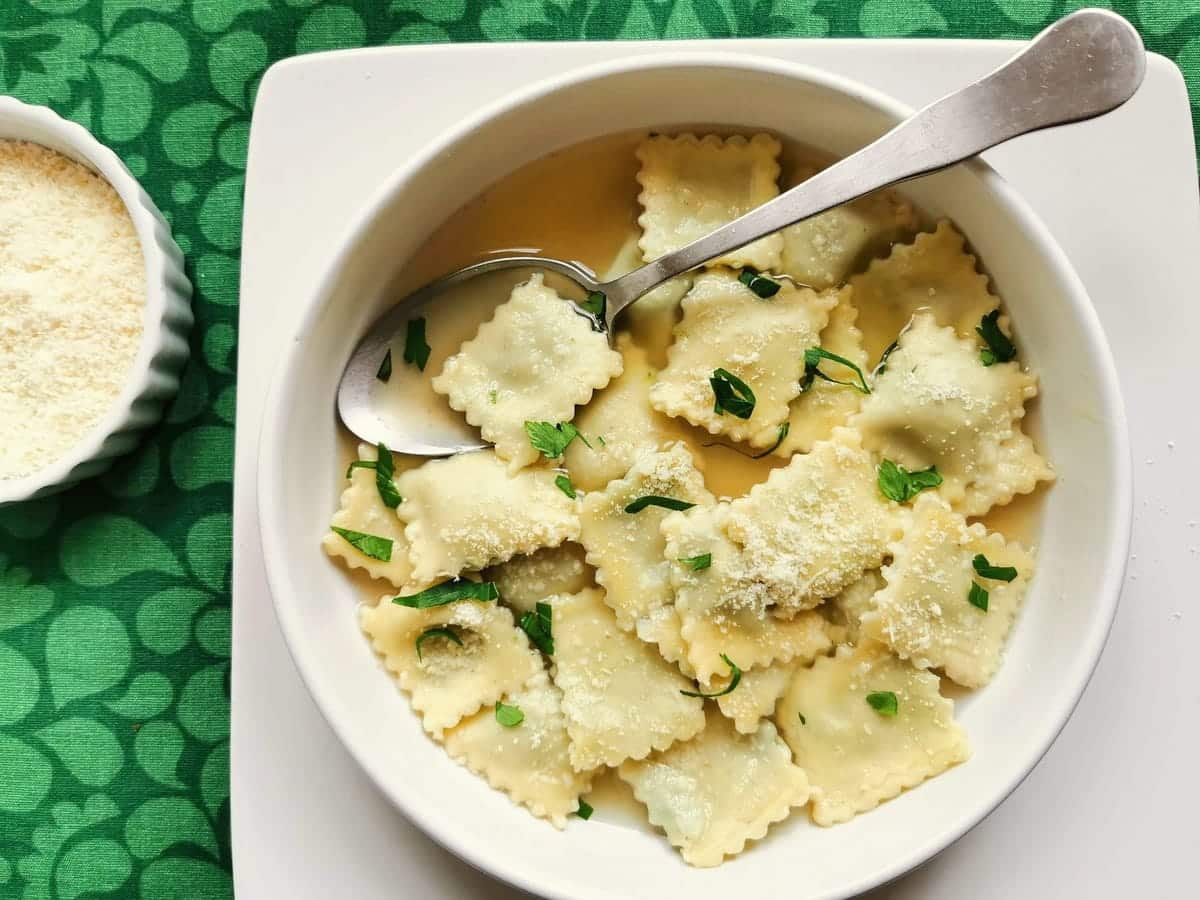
[604,8,1145,318]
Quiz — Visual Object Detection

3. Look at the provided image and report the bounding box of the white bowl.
[257,53,1132,899]
[0,96,192,504]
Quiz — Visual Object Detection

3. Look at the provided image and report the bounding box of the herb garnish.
[343,443,402,508]
[968,582,990,611]
[751,422,790,459]
[403,317,431,371]
[873,338,900,377]
[488,389,498,404]
[519,601,554,655]
[525,421,583,458]
[575,800,594,820]
[976,310,1016,366]
[494,701,524,727]
[554,474,576,499]
[797,712,807,725]
[972,554,1018,582]
[866,691,899,717]
[415,626,463,661]
[877,460,943,503]
[376,349,392,383]
[710,368,756,419]
[678,553,712,571]
[800,347,871,395]
[680,654,741,698]
[737,267,782,299]
[330,526,393,562]
[393,579,499,609]
[581,290,606,319]
[624,496,696,514]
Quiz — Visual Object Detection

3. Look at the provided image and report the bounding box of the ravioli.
[484,543,593,616]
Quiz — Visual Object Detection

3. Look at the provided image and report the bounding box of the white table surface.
[232,38,1200,899]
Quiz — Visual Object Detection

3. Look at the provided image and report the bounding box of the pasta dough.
[551,588,705,770]
[714,659,803,734]
[359,596,542,738]
[431,273,623,471]
[862,493,1035,688]
[777,642,970,826]
[483,544,593,616]
[444,672,593,828]
[397,450,580,584]
[636,133,783,271]
[650,269,835,447]
[620,711,809,867]
[827,569,885,645]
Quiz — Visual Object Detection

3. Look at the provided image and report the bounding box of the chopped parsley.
[972,554,1018,582]
[976,309,1016,366]
[403,317,431,371]
[800,347,871,394]
[596,435,607,447]
[494,701,524,728]
[968,582,990,611]
[751,422,790,459]
[624,495,696,514]
[488,389,498,405]
[680,653,741,698]
[581,290,606,319]
[519,601,554,655]
[797,712,807,725]
[866,690,898,717]
[344,443,401,508]
[376,349,392,383]
[525,421,582,459]
[415,626,463,661]
[345,460,375,478]
[393,579,499,609]
[330,526,393,562]
[874,338,900,376]
[678,553,712,571]
[877,459,942,503]
[710,368,756,419]
[554,474,576,499]
[575,800,594,820]
[737,267,782,299]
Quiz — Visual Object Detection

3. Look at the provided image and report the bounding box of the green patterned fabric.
[0,1,1196,896]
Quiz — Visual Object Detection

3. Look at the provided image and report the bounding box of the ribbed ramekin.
[0,95,192,505]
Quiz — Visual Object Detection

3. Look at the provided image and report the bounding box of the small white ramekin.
[0,96,192,504]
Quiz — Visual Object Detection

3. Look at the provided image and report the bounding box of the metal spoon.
[339,8,1144,456]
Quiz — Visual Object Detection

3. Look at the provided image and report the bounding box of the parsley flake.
[494,701,524,727]
[874,338,900,376]
[575,800,594,820]
[737,267,781,299]
[800,347,871,395]
[415,626,463,661]
[488,389,498,405]
[554,474,576,499]
[751,422,790,459]
[968,582,990,611]
[376,349,393,383]
[581,290,606,319]
[797,712,807,725]
[710,368,756,419]
[525,421,581,459]
[372,442,402,509]
[678,553,712,571]
[972,554,1018,582]
[877,460,942,503]
[866,691,898,717]
[519,601,554,655]
[624,495,696,514]
[403,317,431,371]
[976,309,1016,366]
[330,526,393,562]
[393,579,499,609]
[680,654,741,698]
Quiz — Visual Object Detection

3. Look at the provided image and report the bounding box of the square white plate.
[234,39,1200,899]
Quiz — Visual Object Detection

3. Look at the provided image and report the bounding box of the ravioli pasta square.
[777,642,970,826]
[650,270,835,447]
[620,711,809,867]
[636,133,783,271]
[852,312,1041,507]
[359,597,543,738]
[396,450,580,584]
[862,493,1035,688]
[602,232,692,367]
[726,428,901,609]
[849,220,999,362]
[444,672,594,828]
[551,588,705,770]
[579,442,713,631]
[714,659,802,735]
[322,443,417,589]
[564,334,690,492]
[776,287,868,456]
[959,429,1056,517]
[663,503,838,681]
[827,569,885,645]
[431,273,623,471]
[483,544,593,616]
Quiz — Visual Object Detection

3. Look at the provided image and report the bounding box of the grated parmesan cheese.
[0,140,145,480]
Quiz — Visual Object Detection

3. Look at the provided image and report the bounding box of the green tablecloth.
[0,1,1195,896]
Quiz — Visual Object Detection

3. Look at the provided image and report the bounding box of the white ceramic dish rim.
[257,50,1132,899]
[0,95,191,504]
